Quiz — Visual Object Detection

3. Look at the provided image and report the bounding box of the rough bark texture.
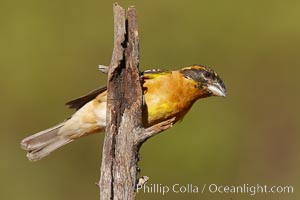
[99,3,174,200]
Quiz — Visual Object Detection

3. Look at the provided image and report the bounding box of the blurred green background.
[1,0,299,199]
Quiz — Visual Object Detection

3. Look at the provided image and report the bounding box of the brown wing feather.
[65,69,166,110]
[65,86,107,110]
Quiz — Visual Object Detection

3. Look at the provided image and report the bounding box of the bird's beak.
[207,83,227,97]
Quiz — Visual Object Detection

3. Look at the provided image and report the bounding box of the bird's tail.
[20,122,73,161]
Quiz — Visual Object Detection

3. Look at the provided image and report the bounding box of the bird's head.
[180,65,227,98]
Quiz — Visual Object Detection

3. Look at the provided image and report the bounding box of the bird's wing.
[65,69,169,110]
[65,86,107,110]
[142,69,171,79]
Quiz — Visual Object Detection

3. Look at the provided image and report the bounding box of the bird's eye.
[204,71,211,78]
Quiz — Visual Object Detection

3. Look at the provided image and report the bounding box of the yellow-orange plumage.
[21,65,226,161]
[143,70,204,126]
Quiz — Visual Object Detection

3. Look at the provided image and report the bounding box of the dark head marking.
[180,65,226,97]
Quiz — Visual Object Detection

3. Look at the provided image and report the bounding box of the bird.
[21,65,226,161]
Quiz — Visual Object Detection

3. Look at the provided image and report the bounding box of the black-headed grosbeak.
[21,65,226,161]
